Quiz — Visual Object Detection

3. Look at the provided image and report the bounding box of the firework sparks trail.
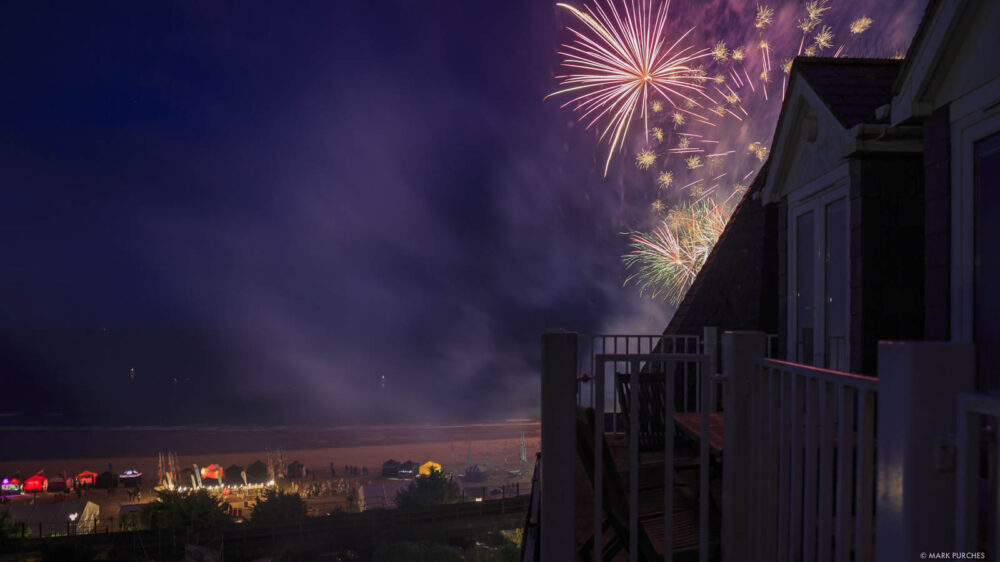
[548,0,713,175]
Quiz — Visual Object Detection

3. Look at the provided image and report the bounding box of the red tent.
[76,471,98,486]
[24,473,47,493]
[200,464,224,481]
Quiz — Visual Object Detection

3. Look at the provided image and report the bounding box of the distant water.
[0,421,541,462]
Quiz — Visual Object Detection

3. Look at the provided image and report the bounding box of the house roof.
[794,58,902,128]
[664,164,778,336]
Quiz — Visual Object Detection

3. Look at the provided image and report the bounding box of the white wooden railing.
[542,333,985,562]
[745,357,878,562]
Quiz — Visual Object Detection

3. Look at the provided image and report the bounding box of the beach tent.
[287,461,306,479]
[200,464,223,486]
[381,459,401,478]
[399,460,418,477]
[245,460,269,484]
[419,461,442,476]
[1,478,22,495]
[1,500,99,535]
[95,470,118,489]
[200,464,223,481]
[23,473,47,493]
[119,469,142,488]
[223,465,244,486]
[76,471,97,486]
[48,475,72,493]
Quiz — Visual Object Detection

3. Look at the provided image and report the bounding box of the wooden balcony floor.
[576,430,721,560]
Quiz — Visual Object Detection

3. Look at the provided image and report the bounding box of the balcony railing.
[540,332,990,562]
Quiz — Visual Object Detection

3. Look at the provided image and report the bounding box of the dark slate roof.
[794,58,902,128]
[664,164,778,337]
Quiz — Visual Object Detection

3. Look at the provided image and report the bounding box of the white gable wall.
[764,75,852,203]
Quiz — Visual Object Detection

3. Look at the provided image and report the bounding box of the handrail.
[755,357,879,390]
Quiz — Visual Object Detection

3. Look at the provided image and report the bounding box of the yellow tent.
[419,461,442,476]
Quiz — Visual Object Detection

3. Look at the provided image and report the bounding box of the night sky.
[0,1,923,426]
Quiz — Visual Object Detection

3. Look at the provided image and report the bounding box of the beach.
[0,422,540,525]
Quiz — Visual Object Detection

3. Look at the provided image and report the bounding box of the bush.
[139,489,232,533]
[250,488,308,525]
[393,470,460,509]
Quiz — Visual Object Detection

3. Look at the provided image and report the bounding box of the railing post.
[541,330,577,562]
[700,326,717,562]
[876,341,974,561]
[721,331,767,562]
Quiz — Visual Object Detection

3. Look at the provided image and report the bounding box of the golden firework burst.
[657,171,674,189]
[850,16,873,34]
[814,26,834,49]
[711,41,729,62]
[754,5,774,29]
[636,149,657,169]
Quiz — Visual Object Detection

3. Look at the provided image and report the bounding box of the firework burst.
[549,0,712,175]
[547,0,908,303]
[624,199,730,303]
[657,170,674,189]
[754,5,774,29]
[636,148,658,169]
[850,15,873,34]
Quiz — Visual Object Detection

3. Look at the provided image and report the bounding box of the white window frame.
[950,81,1000,344]
[787,163,851,369]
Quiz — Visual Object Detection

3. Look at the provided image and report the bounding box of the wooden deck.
[575,406,721,561]
[673,413,725,460]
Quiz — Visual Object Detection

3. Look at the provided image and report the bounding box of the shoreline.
[0,423,541,475]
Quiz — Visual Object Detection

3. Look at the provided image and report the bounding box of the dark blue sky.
[0,1,671,425]
[0,1,922,426]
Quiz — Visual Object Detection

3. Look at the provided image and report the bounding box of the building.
[398,460,419,478]
[381,459,401,478]
[533,1,1000,560]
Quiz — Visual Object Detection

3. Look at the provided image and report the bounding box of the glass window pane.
[825,198,847,371]
[976,132,1000,392]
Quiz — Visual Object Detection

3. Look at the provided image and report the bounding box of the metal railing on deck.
[578,329,717,562]
[748,357,878,562]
